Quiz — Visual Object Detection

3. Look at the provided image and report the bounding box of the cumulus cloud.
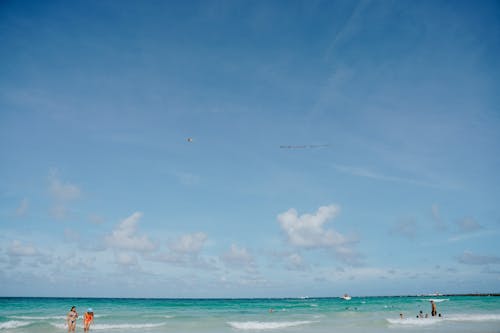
[7,240,38,257]
[277,205,344,248]
[277,204,361,265]
[61,253,96,270]
[169,232,207,254]
[457,251,500,265]
[149,232,216,270]
[105,212,156,252]
[222,244,254,267]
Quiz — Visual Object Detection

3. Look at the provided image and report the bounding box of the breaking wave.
[51,322,167,330]
[227,320,313,330]
[0,321,32,329]
[387,313,500,326]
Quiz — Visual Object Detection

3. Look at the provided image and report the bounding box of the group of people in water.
[399,300,443,320]
[66,306,94,332]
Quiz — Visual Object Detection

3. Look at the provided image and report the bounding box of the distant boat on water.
[342,294,352,300]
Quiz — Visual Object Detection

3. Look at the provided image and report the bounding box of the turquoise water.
[1,296,499,333]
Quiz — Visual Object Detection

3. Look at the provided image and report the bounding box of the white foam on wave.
[445,314,500,322]
[9,315,66,320]
[0,320,32,329]
[10,314,106,320]
[421,298,449,303]
[50,322,167,330]
[146,314,175,319]
[386,318,440,326]
[387,313,500,326]
[227,321,313,330]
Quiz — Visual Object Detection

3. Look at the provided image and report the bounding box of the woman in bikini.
[66,306,78,332]
[83,308,94,332]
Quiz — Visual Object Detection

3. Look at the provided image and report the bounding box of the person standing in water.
[66,306,78,332]
[83,308,94,332]
[431,300,437,317]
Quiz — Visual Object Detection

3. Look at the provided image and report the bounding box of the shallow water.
[1,296,499,333]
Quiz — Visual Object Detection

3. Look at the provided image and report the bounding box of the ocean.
[1,296,499,333]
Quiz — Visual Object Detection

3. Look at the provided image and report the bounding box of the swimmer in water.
[66,306,78,332]
[431,300,437,317]
[83,308,94,332]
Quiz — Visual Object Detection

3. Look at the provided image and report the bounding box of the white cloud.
[115,252,138,267]
[277,204,344,248]
[277,204,361,265]
[169,232,207,254]
[62,253,96,270]
[49,172,81,201]
[147,232,216,270]
[105,212,156,252]
[285,253,308,271]
[222,244,254,267]
[7,240,37,257]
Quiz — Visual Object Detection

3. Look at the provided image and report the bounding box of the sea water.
[0,296,499,333]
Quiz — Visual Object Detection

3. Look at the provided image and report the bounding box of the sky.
[1,0,499,298]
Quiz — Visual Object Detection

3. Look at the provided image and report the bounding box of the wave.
[387,318,440,326]
[9,315,66,320]
[387,313,500,326]
[421,298,449,303]
[50,322,167,330]
[147,314,175,318]
[0,321,32,329]
[227,321,313,330]
[9,314,106,321]
[445,314,500,322]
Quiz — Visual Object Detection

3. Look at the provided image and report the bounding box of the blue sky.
[1,0,499,298]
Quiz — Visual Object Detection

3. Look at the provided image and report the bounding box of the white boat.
[342,294,351,300]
